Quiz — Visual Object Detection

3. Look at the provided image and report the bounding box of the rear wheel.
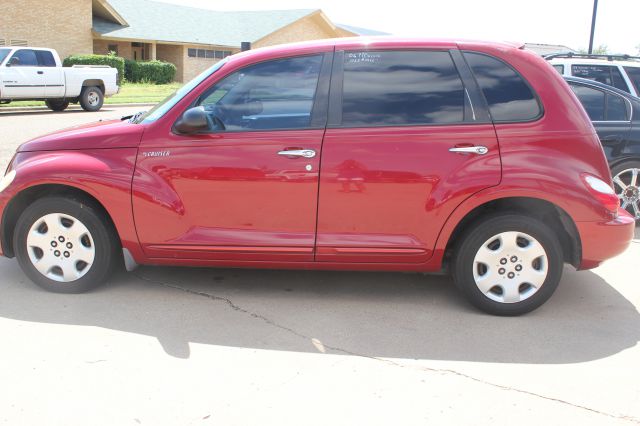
[79,86,104,112]
[45,99,69,112]
[452,214,563,316]
[13,196,118,293]
[611,160,640,221]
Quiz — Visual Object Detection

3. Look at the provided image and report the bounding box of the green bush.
[125,59,176,84]
[63,54,125,83]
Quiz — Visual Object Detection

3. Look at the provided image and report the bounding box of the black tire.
[13,196,119,293]
[452,213,564,316]
[45,99,69,112]
[79,86,104,112]
[611,160,640,222]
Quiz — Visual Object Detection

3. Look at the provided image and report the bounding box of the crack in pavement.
[133,272,640,424]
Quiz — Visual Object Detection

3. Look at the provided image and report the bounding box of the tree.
[578,44,609,54]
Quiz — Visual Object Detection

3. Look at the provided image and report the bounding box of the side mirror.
[174,106,209,134]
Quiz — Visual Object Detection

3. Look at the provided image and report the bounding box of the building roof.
[336,23,390,36]
[524,42,576,56]
[93,0,320,47]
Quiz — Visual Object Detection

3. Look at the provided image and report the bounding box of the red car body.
[0,38,634,278]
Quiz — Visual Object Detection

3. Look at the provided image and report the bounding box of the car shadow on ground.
[0,257,637,364]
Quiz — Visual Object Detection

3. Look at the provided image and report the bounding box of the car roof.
[550,57,640,67]
[564,75,640,100]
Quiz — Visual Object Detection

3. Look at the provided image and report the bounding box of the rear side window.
[569,84,629,121]
[624,66,640,94]
[553,64,564,74]
[8,49,38,66]
[35,50,56,67]
[340,50,465,126]
[571,64,628,92]
[464,52,541,122]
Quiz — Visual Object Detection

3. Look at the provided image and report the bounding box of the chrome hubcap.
[87,91,99,106]
[26,213,95,282]
[473,231,548,303]
[613,168,640,219]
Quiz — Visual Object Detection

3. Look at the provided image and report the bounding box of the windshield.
[134,58,229,124]
[0,48,11,65]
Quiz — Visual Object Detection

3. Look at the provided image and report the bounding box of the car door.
[315,49,500,263]
[1,49,44,98]
[35,50,65,98]
[132,53,332,262]
[569,83,632,161]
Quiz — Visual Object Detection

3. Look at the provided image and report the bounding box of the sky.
[158,0,640,54]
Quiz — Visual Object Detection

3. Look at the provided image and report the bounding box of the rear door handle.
[37,71,44,75]
[449,146,489,155]
[277,149,316,158]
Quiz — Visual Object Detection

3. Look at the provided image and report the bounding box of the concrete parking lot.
[0,106,639,425]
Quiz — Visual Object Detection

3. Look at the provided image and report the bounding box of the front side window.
[340,50,465,126]
[464,52,541,122]
[571,64,628,92]
[8,49,37,67]
[35,50,56,67]
[196,55,323,131]
[624,66,640,95]
[569,84,629,121]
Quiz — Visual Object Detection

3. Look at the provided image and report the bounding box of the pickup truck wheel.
[45,99,69,112]
[79,86,104,112]
[452,214,563,316]
[13,196,118,293]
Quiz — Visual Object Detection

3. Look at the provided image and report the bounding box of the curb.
[0,103,156,113]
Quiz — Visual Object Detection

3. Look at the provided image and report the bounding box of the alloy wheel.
[613,167,640,220]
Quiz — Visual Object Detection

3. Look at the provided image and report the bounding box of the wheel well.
[442,197,581,271]
[82,80,105,95]
[1,184,120,258]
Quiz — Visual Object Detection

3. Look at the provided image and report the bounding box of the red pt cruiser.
[0,38,635,315]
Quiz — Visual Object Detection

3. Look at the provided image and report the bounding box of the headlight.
[0,170,16,193]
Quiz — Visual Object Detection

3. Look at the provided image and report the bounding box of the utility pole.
[588,0,598,54]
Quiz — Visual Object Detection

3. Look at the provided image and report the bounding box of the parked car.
[548,53,640,96]
[0,39,634,315]
[564,76,640,221]
[0,47,118,111]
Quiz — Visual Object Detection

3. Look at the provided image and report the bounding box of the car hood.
[17,119,145,152]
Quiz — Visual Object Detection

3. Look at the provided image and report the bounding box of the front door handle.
[37,70,44,75]
[449,146,489,155]
[277,149,316,158]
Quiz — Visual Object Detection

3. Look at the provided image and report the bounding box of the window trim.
[175,52,333,135]
[462,51,545,124]
[328,48,478,129]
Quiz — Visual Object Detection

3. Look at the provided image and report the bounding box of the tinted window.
[624,66,640,94]
[35,50,56,67]
[571,64,628,92]
[464,52,541,122]
[553,64,564,74]
[340,51,465,126]
[8,49,37,66]
[197,55,323,131]
[0,48,10,64]
[570,84,605,120]
[606,94,628,121]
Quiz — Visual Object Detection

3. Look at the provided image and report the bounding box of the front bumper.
[576,208,636,269]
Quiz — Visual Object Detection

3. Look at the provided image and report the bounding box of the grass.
[0,82,183,108]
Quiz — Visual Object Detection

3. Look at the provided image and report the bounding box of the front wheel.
[611,160,640,221]
[452,214,563,316]
[79,86,104,112]
[13,196,118,293]
[45,99,69,112]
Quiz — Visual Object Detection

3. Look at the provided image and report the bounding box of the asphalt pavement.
[0,106,638,425]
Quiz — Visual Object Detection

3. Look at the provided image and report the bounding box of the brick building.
[0,0,359,82]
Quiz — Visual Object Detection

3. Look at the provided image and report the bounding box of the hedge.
[125,59,176,84]
[63,54,125,83]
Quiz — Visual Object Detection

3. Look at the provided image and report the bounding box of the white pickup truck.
[0,47,119,112]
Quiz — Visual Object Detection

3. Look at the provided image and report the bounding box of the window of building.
[35,50,56,67]
[8,49,38,66]
[571,64,628,92]
[196,55,323,131]
[340,50,465,127]
[108,44,119,55]
[188,48,233,59]
[464,52,541,122]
